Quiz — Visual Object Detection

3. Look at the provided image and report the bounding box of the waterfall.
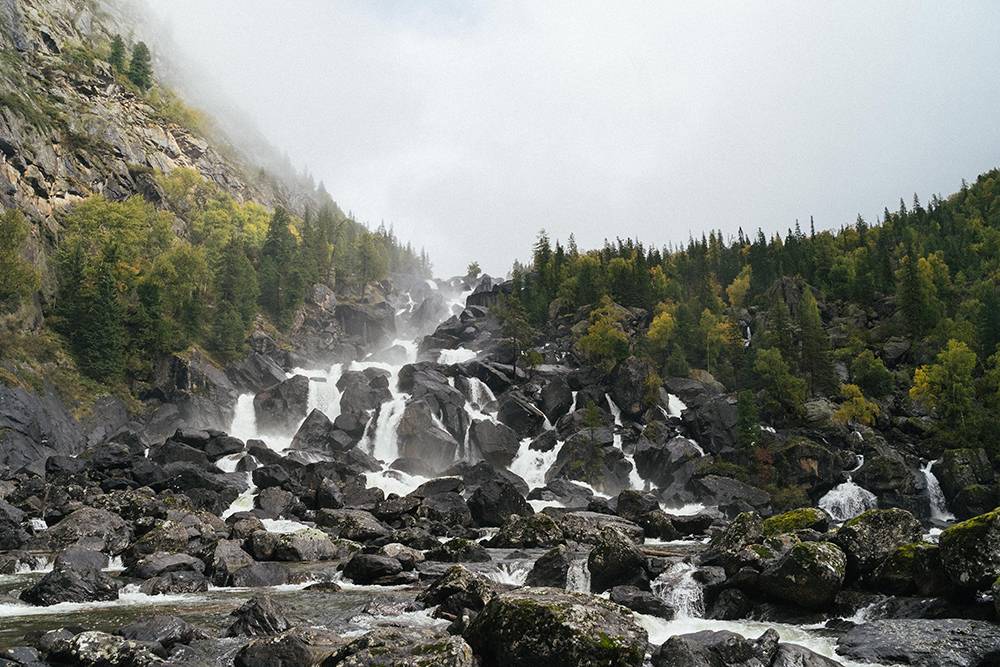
[652,562,704,618]
[567,557,591,593]
[510,437,564,492]
[222,472,257,519]
[818,456,877,522]
[438,347,478,364]
[570,391,578,413]
[921,460,955,523]
[486,562,531,586]
[229,394,258,442]
[666,393,686,418]
[363,395,408,462]
[606,394,644,490]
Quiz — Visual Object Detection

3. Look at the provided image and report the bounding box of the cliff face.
[0,0,304,237]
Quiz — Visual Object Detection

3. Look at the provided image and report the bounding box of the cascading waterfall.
[363,395,408,462]
[921,460,955,523]
[606,394,644,490]
[438,347,477,364]
[510,437,564,495]
[818,455,877,522]
[567,557,591,593]
[652,562,705,618]
[486,561,531,586]
[229,394,258,443]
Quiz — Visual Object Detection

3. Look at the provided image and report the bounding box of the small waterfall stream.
[818,455,877,522]
[921,459,955,523]
[606,394,644,490]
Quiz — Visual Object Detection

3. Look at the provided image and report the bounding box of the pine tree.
[127,41,153,90]
[764,297,796,366]
[798,289,835,394]
[0,210,38,314]
[494,294,535,375]
[78,248,125,382]
[259,208,302,329]
[108,35,126,73]
[212,239,258,356]
[736,389,760,448]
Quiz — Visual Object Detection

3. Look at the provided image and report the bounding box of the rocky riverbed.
[1,278,998,667]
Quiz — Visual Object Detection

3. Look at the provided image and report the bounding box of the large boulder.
[416,564,497,619]
[337,368,392,417]
[488,513,564,549]
[609,585,675,619]
[934,449,997,519]
[540,376,573,423]
[833,508,923,580]
[250,528,339,562]
[546,429,633,496]
[328,627,474,667]
[691,476,771,517]
[316,509,391,542]
[633,434,704,491]
[680,394,738,454]
[702,511,763,575]
[35,507,131,555]
[425,538,491,563]
[653,629,841,667]
[837,619,1000,667]
[557,511,645,545]
[468,420,521,468]
[117,615,208,650]
[19,564,118,606]
[151,349,240,436]
[525,544,573,588]
[467,479,533,527]
[226,596,292,637]
[290,409,356,454]
[464,587,647,667]
[397,363,470,440]
[609,356,657,419]
[757,541,847,610]
[497,392,547,438]
[207,539,256,586]
[396,400,460,472]
[236,627,343,667]
[333,301,396,348]
[588,526,647,593]
[868,542,950,597]
[938,507,1000,591]
[253,375,310,434]
[47,631,162,666]
[342,553,403,584]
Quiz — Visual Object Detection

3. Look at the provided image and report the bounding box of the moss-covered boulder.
[425,538,491,563]
[416,565,497,619]
[762,507,829,537]
[951,484,1000,520]
[933,449,994,501]
[325,626,474,667]
[833,508,922,580]
[464,587,647,667]
[757,541,846,610]
[868,542,949,596]
[588,526,647,593]
[487,513,564,549]
[703,511,763,575]
[938,507,1000,590]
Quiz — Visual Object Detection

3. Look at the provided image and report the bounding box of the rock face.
[396,400,460,472]
[468,420,521,468]
[937,507,1000,590]
[467,479,533,527]
[254,375,310,434]
[587,526,647,593]
[837,619,1000,667]
[0,385,85,474]
[464,587,647,667]
[546,430,633,496]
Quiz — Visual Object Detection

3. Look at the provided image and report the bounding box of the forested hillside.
[505,170,1000,465]
[0,0,429,406]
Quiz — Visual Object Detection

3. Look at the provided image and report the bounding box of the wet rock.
[772,644,843,666]
[837,619,1000,667]
[588,526,647,593]
[35,507,131,555]
[932,448,994,504]
[152,350,240,437]
[206,539,254,586]
[938,507,1000,591]
[547,431,633,496]
[833,508,923,580]
[139,571,209,595]
[229,562,291,588]
[225,596,292,637]
[758,541,847,610]
[117,615,208,650]
[53,547,108,572]
[416,564,497,618]
[692,475,771,517]
[0,385,85,475]
[253,375,310,434]
[468,420,521,468]
[497,392,547,438]
[124,521,190,564]
[614,489,660,522]
[558,511,644,545]
[426,538,491,563]
[47,631,163,666]
[327,626,474,667]
[525,544,573,588]
[540,376,573,423]
[19,564,118,606]
[249,528,338,562]
[316,509,391,542]
[527,478,594,506]
[609,585,675,619]
[702,512,764,576]
[125,552,204,580]
[868,542,950,597]
[488,513,564,549]
[237,627,343,667]
[634,435,705,491]
[419,492,473,527]
[609,356,657,419]
[464,587,647,667]
[467,479,533,527]
[290,409,356,454]
[680,394,739,455]
[706,588,752,620]
[395,400,460,472]
[637,509,681,541]
[342,553,403,584]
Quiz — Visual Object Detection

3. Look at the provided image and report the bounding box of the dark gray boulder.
[117,615,208,650]
[253,375,310,434]
[837,619,1000,667]
[226,596,292,637]
[588,526,647,593]
[525,544,573,588]
[19,564,118,606]
[328,626,474,667]
[467,479,533,527]
[468,420,521,468]
[0,385,85,475]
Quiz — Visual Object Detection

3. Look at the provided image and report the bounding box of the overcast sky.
[145,1,1000,277]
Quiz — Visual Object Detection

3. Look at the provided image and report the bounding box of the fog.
[145,1,1000,277]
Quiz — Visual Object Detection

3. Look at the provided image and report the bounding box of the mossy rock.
[328,626,474,666]
[758,541,846,610]
[464,587,647,667]
[762,507,828,537]
[834,508,922,581]
[939,507,1000,590]
[867,542,948,596]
